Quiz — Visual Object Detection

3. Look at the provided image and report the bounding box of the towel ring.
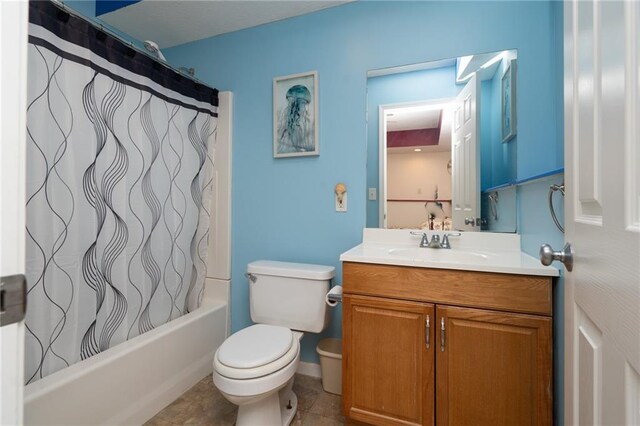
[548,182,565,233]
[488,192,499,221]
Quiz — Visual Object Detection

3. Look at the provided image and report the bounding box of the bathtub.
[24,298,228,426]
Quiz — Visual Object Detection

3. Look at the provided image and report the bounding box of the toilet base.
[235,379,298,426]
[280,387,298,426]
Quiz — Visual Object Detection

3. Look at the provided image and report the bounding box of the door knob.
[539,242,573,271]
[464,217,486,226]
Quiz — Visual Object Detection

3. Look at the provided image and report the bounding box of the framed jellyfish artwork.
[273,71,319,158]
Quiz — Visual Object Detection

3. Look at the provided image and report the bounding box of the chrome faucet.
[411,232,461,249]
[419,233,429,248]
[427,234,442,248]
[439,233,462,249]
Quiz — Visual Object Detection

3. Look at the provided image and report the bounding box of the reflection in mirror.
[366,49,518,232]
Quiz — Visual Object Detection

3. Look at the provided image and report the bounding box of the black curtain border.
[29,36,218,117]
[29,0,218,109]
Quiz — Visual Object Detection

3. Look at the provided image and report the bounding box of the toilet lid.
[217,324,294,369]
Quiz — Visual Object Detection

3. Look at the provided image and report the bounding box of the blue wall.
[366,66,462,227]
[517,1,565,422]
[164,3,565,411]
[481,80,494,191]
[481,59,518,191]
[518,174,565,424]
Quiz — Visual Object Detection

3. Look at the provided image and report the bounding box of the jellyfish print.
[273,72,318,157]
[277,84,313,152]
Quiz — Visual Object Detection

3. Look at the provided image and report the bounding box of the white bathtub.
[24,299,228,426]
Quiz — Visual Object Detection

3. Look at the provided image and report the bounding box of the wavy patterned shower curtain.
[24,2,218,383]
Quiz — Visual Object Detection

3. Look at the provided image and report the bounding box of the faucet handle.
[411,231,430,248]
[441,232,461,249]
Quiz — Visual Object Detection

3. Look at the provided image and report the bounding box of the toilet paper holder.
[326,284,343,304]
[327,292,342,304]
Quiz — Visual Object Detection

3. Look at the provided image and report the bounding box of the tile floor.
[145,374,346,426]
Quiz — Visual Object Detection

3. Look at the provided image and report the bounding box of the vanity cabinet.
[342,262,553,426]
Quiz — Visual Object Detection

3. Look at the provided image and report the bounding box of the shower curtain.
[24,1,218,384]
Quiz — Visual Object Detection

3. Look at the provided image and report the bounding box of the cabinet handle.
[440,317,446,352]
[425,315,430,349]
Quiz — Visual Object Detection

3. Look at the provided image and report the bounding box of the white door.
[564,1,640,425]
[0,1,28,424]
[451,74,480,231]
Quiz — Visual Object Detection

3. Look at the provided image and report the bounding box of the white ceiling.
[100,0,354,48]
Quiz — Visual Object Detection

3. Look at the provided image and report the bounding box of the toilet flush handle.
[244,273,257,283]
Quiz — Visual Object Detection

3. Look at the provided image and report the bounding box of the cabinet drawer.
[342,262,552,316]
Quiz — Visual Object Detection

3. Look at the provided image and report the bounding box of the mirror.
[366,49,518,232]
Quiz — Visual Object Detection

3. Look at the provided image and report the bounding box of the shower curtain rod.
[49,0,215,91]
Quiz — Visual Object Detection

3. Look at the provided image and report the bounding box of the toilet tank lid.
[248,260,335,280]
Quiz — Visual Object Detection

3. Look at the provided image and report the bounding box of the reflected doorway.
[380,100,454,230]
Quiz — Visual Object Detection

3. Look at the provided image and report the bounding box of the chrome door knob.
[539,242,573,271]
[464,217,485,226]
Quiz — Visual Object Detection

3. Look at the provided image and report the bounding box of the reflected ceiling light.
[414,148,422,152]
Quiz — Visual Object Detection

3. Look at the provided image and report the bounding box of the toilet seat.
[214,324,299,380]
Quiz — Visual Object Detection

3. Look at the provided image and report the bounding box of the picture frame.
[273,71,319,158]
[501,59,517,143]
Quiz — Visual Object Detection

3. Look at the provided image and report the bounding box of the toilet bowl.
[212,260,335,426]
[213,325,303,425]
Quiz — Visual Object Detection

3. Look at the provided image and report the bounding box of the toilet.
[212,260,335,426]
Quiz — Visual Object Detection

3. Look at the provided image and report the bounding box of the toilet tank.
[247,260,335,333]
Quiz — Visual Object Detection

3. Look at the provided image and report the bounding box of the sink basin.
[387,247,491,264]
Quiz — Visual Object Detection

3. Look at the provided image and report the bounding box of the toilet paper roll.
[325,285,343,307]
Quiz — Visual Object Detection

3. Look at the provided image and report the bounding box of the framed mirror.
[366,49,518,232]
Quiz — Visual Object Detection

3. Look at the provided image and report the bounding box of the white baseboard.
[296,361,322,378]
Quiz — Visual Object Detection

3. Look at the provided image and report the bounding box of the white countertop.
[339,229,559,277]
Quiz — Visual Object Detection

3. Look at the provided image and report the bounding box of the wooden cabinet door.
[343,294,434,426]
[436,305,552,426]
